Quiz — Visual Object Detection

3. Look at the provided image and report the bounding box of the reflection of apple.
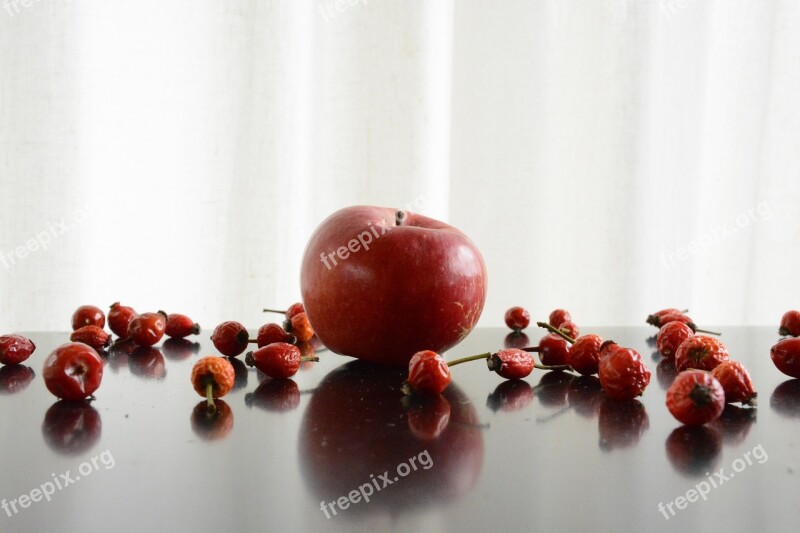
[299,361,484,515]
[191,400,233,441]
[0,365,36,394]
[665,426,722,477]
[42,400,102,456]
[598,398,649,451]
[300,206,487,366]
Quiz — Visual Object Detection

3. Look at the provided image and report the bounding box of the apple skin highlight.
[301,206,488,367]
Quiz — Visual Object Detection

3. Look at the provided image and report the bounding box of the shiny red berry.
[504,307,530,332]
[646,307,684,326]
[283,312,314,343]
[108,302,137,339]
[210,321,249,357]
[656,321,694,358]
[770,337,800,378]
[537,334,570,366]
[598,347,651,400]
[675,336,729,372]
[127,312,167,347]
[779,310,800,337]
[70,325,111,351]
[71,305,105,331]
[245,342,307,379]
[0,334,36,365]
[711,361,756,405]
[255,323,295,348]
[43,342,104,400]
[666,370,725,426]
[549,309,571,327]
[406,350,451,396]
[567,334,604,376]
[487,349,534,380]
[657,311,696,329]
[165,312,200,339]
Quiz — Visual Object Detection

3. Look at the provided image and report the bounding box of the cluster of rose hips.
[772,310,800,379]
[648,307,757,426]
[192,303,319,412]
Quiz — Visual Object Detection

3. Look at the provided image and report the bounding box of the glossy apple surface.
[301,206,487,366]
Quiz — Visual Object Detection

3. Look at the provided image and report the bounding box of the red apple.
[300,206,487,366]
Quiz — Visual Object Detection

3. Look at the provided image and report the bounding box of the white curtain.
[1,0,798,332]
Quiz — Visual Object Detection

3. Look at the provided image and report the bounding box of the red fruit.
[711,361,756,404]
[770,337,800,378]
[245,342,306,379]
[779,310,800,336]
[42,342,104,401]
[567,334,604,376]
[255,323,295,348]
[283,312,314,343]
[504,307,530,332]
[406,350,451,395]
[549,309,571,327]
[598,347,651,400]
[646,308,684,326]
[537,334,570,366]
[191,356,235,403]
[657,312,695,329]
[127,312,167,347]
[210,321,249,357]
[285,302,305,319]
[71,305,105,331]
[108,302,137,339]
[300,206,487,367]
[70,325,111,351]
[165,312,200,338]
[0,334,36,365]
[666,370,725,426]
[657,322,694,358]
[487,349,534,380]
[674,336,729,372]
[558,321,580,339]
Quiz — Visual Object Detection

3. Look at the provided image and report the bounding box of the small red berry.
[567,334,604,376]
[504,307,530,332]
[558,321,580,339]
[666,370,725,426]
[537,334,571,366]
[598,347,651,400]
[487,349,534,380]
[71,305,105,331]
[256,323,295,348]
[285,302,305,319]
[770,337,800,378]
[549,309,572,327]
[191,356,235,405]
[283,312,314,343]
[164,312,200,339]
[779,310,800,337]
[657,311,696,329]
[711,361,756,405]
[108,302,137,339]
[127,312,167,347]
[210,321,249,357]
[245,342,304,379]
[656,321,694,358]
[43,342,104,400]
[646,308,684,326]
[0,334,36,365]
[70,325,111,351]
[674,336,729,372]
[406,350,451,396]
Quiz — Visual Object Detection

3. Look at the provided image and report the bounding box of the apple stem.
[263,308,287,314]
[395,210,406,226]
[447,352,492,367]
[695,327,722,336]
[536,321,576,344]
[205,383,216,414]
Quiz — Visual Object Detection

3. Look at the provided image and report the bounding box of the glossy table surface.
[0,327,798,533]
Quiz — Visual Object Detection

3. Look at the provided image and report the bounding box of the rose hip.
[72,305,105,331]
[711,361,756,405]
[675,336,729,372]
[504,306,530,332]
[0,334,36,365]
[779,310,800,337]
[487,348,569,380]
[70,325,111,351]
[108,302,137,338]
[43,342,104,401]
[283,312,314,343]
[558,321,580,339]
[666,370,725,426]
[598,347,651,400]
[549,309,571,327]
[770,337,800,378]
[210,321,249,357]
[164,312,200,339]
[656,321,694,358]
[535,334,571,366]
[191,356,235,412]
[537,321,602,375]
[127,312,167,347]
[405,350,451,396]
[245,342,317,379]
[253,323,295,348]
[646,308,685,326]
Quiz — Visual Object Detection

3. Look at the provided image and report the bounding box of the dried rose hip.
[598,347,651,400]
[108,302,137,339]
[210,321,249,357]
[711,361,756,405]
[504,306,531,332]
[666,370,725,426]
[43,342,104,401]
[770,337,800,378]
[0,334,36,365]
[70,325,111,351]
[164,312,200,339]
[674,335,729,372]
[656,321,694,358]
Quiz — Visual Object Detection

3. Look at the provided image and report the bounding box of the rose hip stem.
[205,383,216,413]
[536,321,577,344]
[446,351,571,372]
[694,327,722,335]
[262,308,288,314]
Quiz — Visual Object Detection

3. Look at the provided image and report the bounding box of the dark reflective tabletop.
[1,327,797,533]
